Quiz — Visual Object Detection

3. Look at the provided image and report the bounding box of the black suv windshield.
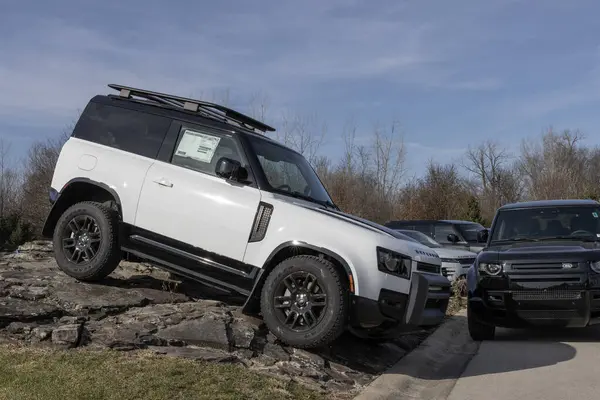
[247,135,335,207]
[398,230,443,248]
[456,222,486,242]
[490,206,600,243]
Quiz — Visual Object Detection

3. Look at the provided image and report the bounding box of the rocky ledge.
[0,241,436,396]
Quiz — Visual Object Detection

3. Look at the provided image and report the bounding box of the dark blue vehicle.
[467,199,600,340]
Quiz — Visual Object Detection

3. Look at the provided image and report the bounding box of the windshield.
[456,222,485,242]
[490,206,600,242]
[247,136,334,206]
[398,230,443,248]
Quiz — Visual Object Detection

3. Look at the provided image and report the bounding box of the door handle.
[152,178,173,188]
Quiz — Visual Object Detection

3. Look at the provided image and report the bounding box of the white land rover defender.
[42,84,451,348]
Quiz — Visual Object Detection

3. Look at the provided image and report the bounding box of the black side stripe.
[130,235,251,277]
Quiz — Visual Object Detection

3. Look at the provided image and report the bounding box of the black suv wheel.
[467,302,495,341]
[52,201,121,281]
[260,255,348,348]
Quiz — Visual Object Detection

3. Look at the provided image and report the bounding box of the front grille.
[417,262,440,274]
[458,257,476,265]
[511,289,582,301]
[511,263,566,271]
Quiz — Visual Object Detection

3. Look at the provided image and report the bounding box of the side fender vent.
[249,202,274,243]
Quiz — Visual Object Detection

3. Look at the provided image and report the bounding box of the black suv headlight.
[590,261,600,274]
[478,262,503,276]
[377,247,411,279]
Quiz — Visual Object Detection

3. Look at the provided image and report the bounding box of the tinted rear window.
[72,101,171,159]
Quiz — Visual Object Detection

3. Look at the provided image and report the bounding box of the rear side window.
[434,224,458,243]
[72,101,171,159]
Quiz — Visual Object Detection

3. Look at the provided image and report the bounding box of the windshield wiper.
[491,237,540,243]
[537,235,599,242]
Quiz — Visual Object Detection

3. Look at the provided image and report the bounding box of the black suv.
[384,219,486,252]
[467,199,600,340]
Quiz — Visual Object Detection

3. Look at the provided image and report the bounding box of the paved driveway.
[448,325,600,400]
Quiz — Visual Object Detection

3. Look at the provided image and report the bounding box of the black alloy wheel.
[273,271,328,331]
[61,214,102,264]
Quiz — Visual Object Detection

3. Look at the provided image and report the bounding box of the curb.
[353,309,480,400]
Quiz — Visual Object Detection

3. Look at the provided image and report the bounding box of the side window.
[170,124,245,178]
[72,101,171,159]
[434,224,458,243]
[413,224,433,237]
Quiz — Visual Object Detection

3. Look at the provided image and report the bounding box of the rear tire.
[52,201,121,281]
[467,302,495,341]
[260,255,348,349]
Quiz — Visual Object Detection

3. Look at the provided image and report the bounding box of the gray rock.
[32,327,52,341]
[59,315,88,324]
[262,343,290,362]
[289,348,325,368]
[52,283,149,312]
[0,298,62,324]
[157,315,230,350]
[6,322,32,334]
[8,285,49,300]
[0,258,431,394]
[51,324,82,347]
[18,241,53,253]
[230,319,255,348]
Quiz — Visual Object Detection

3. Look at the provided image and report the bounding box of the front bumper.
[349,272,451,332]
[469,288,600,328]
[441,262,471,281]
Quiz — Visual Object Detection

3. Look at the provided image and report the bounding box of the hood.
[298,203,400,238]
[435,247,476,259]
[296,203,438,255]
[482,242,600,263]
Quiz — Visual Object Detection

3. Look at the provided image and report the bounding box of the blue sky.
[2,0,600,178]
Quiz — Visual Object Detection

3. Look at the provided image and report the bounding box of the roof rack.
[107,84,275,133]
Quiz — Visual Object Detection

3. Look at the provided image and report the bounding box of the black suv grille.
[417,262,440,274]
[511,289,582,301]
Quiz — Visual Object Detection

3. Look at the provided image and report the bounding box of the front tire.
[260,255,348,349]
[467,302,495,341]
[52,201,122,282]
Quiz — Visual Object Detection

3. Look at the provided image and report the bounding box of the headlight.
[590,261,600,273]
[377,247,411,279]
[478,262,503,276]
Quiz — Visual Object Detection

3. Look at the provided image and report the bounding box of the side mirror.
[447,233,460,243]
[215,157,248,181]
[477,229,489,243]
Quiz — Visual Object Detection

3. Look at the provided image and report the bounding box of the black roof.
[498,199,600,210]
[86,84,299,154]
[106,83,275,133]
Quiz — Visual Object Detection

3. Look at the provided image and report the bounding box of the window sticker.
[174,130,221,163]
[593,212,599,218]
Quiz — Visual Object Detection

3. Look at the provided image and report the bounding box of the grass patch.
[0,345,325,400]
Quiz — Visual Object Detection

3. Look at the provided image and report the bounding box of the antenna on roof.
[107,84,275,133]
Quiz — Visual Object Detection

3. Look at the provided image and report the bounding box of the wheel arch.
[42,178,123,238]
[241,241,356,315]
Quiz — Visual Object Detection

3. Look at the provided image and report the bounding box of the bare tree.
[518,128,587,199]
[0,139,21,220]
[247,91,270,124]
[278,111,327,164]
[463,140,522,220]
